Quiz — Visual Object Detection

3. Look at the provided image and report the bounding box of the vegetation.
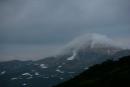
[55,56,130,87]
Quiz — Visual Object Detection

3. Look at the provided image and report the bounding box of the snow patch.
[84,67,89,70]
[56,69,64,73]
[0,71,6,75]
[22,83,27,86]
[58,65,62,68]
[67,51,77,60]
[11,78,17,80]
[35,72,40,76]
[22,73,32,76]
[60,77,64,80]
[40,64,48,69]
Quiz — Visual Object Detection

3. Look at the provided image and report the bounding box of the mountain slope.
[0,34,129,87]
[55,56,130,87]
[1,50,129,87]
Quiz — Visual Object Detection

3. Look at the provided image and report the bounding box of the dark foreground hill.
[55,56,130,87]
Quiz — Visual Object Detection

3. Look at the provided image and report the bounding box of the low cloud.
[0,0,129,61]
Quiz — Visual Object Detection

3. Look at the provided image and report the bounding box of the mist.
[0,0,130,61]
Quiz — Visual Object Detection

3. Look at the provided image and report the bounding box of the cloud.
[1,0,129,25]
[61,33,123,52]
[0,0,129,61]
[0,0,129,44]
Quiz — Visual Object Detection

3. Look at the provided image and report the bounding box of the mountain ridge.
[55,55,130,87]
[0,33,129,87]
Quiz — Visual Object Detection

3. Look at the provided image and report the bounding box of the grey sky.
[0,0,130,61]
[0,0,130,43]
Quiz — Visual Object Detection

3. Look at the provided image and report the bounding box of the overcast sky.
[0,0,130,61]
[0,0,130,43]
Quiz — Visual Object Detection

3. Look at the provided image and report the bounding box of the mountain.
[0,33,129,87]
[55,55,130,87]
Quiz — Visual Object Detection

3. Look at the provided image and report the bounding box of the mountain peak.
[84,33,113,48]
[64,33,121,51]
